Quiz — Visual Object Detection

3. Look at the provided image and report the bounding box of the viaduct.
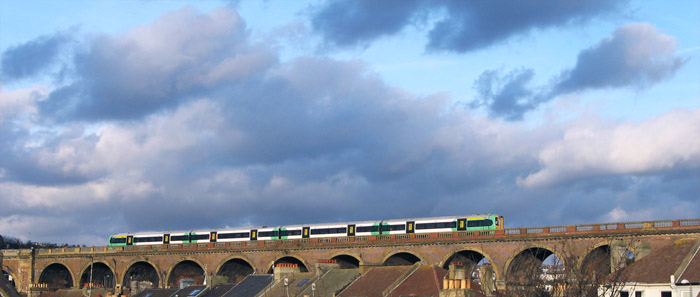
[2,218,699,294]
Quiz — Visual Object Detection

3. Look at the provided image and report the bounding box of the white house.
[602,238,700,297]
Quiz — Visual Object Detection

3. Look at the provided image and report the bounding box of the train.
[108,214,504,246]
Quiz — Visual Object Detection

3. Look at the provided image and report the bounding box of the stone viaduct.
[2,218,699,294]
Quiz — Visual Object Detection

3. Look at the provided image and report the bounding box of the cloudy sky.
[0,0,698,246]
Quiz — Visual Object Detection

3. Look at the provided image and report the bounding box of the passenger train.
[108,214,504,246]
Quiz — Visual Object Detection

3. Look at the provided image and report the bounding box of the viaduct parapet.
[2,218,699,294]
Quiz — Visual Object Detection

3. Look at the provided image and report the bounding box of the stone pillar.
[610,244,628,272]
[480,264,495,296]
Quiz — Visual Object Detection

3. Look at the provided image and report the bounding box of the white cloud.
[519,108,700,187]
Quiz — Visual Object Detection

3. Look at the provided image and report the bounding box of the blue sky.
[0,0,698,245]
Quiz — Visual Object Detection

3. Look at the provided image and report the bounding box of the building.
[602,238,700,297]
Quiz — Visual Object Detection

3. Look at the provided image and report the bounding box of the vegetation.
[475,240,635,297]
[0,235,80,249]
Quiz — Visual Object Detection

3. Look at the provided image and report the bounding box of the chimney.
[315,259,340,277]
[273,263,301,280]
[439,262,475,297]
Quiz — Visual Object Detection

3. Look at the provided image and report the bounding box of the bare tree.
[481,239,636,297]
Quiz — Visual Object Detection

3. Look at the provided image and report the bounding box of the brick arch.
[578,241,615,270]
[504,243,566,282]
[122,259,161,288]
[267,255,311,273]
[215,255,256,275]
[504,243,567,272]
[78,260,116,288]
[328,252,363,269]
[440,247,500,280]
[214,256,255,283]
[78,260,116,280]
[38,261,77,288]
[165,258,206,288]
[581,240,639,273]
[380,249,424,266]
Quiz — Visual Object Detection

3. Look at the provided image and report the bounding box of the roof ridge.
[432,265,441,291]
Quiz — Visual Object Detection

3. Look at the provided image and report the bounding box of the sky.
[0,0,698,246]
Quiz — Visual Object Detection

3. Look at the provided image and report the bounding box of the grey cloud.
[427,0,623,53]
[0,32,71,81]
[310,0,624,52]
[0,126,104,186]
[472,23,686,121]
[40,6,276,121]
[470,68,541,121]
[554,23,687,93]
[311,0,428,48]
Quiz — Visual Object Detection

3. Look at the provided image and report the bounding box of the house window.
[635,292,642,297]
[621,291,629,297]
[661,291,671,297]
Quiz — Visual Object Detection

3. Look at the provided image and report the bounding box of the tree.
[480,239,635,297]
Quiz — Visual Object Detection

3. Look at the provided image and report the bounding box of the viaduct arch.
[215,256,255,284]
[78,261,115,289]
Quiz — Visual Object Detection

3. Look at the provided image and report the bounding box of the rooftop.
[338,265,414,297]
[222,275,273,297]
[620,238,700,284]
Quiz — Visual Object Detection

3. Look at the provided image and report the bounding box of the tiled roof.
[337,265,414,297]
[173,286,208,297]
[297,268,360,297]
[222,275,272,297]
[257,272,317,297]
[621,238,699,283]
[387,265,447,297]
[132,288,178,297]
[199,284,235,297]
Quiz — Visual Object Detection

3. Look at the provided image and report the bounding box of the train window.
[279,230,302,236]
[171,235,189,241]
[110,237,127,244]
[133,236,163,243]
[386,224,405,231]
[259,231,280,237]
[467,220,493,227]
[218,232,250,239]
[356,226,380,233]
[310,227,347,235]
[416,221,457,230]
[191,234,209,240]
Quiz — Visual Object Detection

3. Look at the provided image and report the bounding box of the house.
[603,238,700,297]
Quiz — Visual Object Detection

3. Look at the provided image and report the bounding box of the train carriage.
[215,228,251,242]
[308,224,347,238]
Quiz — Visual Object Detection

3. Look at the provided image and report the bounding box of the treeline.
[0,235,81,249]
